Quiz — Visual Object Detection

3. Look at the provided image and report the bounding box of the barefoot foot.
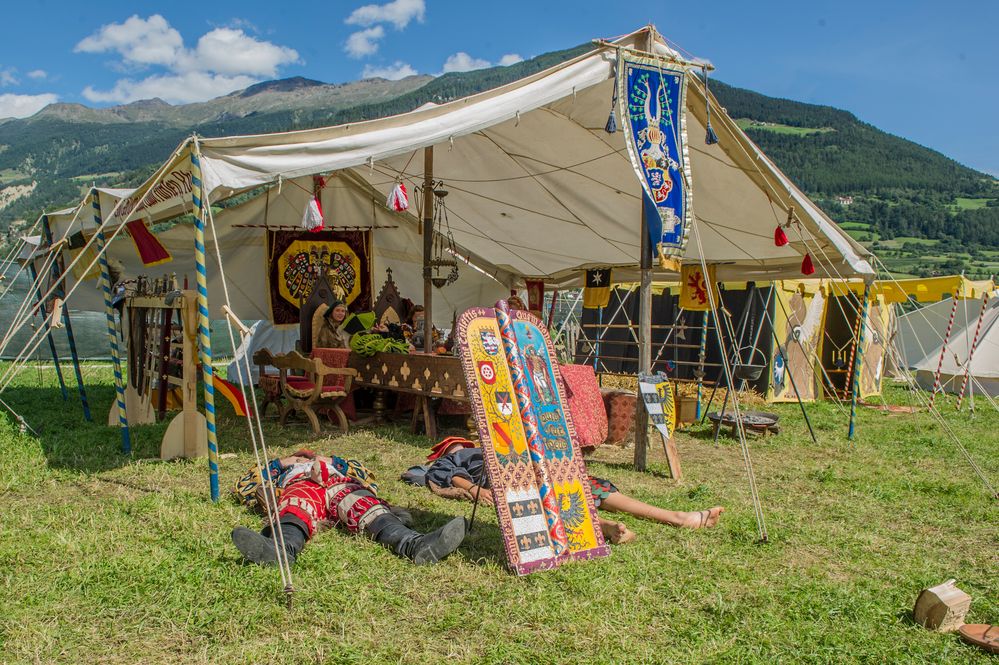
[681,506,724,529]
[599,518,637,544]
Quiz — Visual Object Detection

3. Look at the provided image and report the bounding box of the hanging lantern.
[774,225,789,247]
[387,181,409,212]
[801,253,815,275]
[428,182,459,288]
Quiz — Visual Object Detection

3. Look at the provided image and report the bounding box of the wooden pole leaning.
[25,260,68,400]
[91,189,131,454]
[422,146,434,354]
[190,144,220,502]
[41,214,91,421]
[633,204,652,472]
[848,281,872,441]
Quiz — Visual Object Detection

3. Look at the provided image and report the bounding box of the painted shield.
[480,329,500,355]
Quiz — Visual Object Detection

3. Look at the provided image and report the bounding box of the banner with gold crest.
[618,52,693,271]
[267,229,371,325]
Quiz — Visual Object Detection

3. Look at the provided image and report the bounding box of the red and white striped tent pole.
[927,291,961,410]
[955,286,991,411]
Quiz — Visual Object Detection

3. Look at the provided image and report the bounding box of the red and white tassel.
[387,182,409,212]
[774,225,789,247]
[801,253,815,275]
[302,196,324,232]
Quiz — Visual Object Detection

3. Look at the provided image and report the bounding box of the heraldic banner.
[618,52,693,271]
[267,229,371,325]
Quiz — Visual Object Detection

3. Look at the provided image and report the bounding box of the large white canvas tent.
[37,24,871,322]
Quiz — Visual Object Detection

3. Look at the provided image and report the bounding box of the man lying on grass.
[231,451,466,566]
[422,438,724,543]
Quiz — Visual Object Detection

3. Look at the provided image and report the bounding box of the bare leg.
[600,491,723,529]
[599,517,636,544]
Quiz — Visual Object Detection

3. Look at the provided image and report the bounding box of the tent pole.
[91,190,131,454]
[191,144,220,502]
[26,261,68,400]
[848,282,871,440]
[928,288,961,410]
[41,215,91,421]
[633,204,651,472]
[695,310,708,420]
[422,146,434,354]
[761,295,817,443]
[956,289,990,411]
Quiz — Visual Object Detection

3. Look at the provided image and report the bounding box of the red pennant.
[774,225,789,247]
[801,253,815,275]
[125,220,172,266]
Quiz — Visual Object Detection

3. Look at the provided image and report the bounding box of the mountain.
[1,44,996,276]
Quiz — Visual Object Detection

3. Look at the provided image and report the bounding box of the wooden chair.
[275,350,357,435]
[253,348,284,417]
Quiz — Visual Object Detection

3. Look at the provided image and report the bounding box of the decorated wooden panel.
[347,351,466,400]
[457,303,608,575]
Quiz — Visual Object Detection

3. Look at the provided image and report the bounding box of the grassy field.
[1,365,997,664]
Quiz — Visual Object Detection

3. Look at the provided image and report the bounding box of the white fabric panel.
[226,320,299,385]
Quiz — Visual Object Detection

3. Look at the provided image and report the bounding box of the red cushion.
[602,390,637,445]
[559,364,607,450]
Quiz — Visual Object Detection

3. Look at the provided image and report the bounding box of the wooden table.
[347,351,469,439]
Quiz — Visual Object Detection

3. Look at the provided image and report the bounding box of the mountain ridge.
[0,44,995,274]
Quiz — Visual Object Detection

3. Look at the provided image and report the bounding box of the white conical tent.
[908,299,999,397]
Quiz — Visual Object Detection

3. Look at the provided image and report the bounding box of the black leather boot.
[232,517,308,566]
[367,513,466,565]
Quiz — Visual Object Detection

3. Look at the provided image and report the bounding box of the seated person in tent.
[231,450,466,566]
[421,438,723,543]
[406,305,444,353]
[311,299,352,349]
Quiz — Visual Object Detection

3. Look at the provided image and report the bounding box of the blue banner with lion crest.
[618,54,692,270]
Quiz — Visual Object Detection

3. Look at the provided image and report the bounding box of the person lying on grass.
[231,450,466,566]
[422,438,723,543]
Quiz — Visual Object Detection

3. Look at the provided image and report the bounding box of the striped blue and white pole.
[41,215,91,421]
[190,147,220,502]
[91,190,131,453]
[847,282,871,441]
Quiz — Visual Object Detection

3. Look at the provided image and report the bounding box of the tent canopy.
[43,24,874,325]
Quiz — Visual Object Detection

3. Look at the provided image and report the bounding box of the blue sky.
[1,0,997,176]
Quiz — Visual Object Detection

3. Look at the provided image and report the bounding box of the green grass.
[952,197,993,211]
[736,119,834,136]
[1,365,997,663]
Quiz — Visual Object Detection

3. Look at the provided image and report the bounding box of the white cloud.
[26,70,47,80]
[498,53,523,66]
[346,0,425,29]
[0,93,59,118]
[361,61,418,80]
[76,15,300,104]
[441,52,491,74]
[0,69,17,86]
[345,26,385,58]
[75,14,184,67]
[82,72,257,105]
[184,28,298,77]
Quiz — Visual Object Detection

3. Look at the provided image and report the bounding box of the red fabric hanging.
[801,253,815,275]
[774,225,789,247]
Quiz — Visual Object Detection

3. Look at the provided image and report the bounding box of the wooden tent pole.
[848,282,872,440]
[422,146,434,354]
[633,204,651,471]
[26,261,68,400]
